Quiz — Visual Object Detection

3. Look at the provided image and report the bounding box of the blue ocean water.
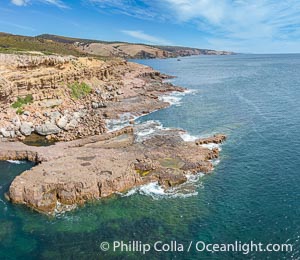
[1,54,300,259]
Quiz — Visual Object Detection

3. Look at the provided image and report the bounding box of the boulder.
[11,116,21,128]
[0,128,10,138]
[91,102,106,109]
[65,119,78,130]
[73,112,82,120]
[49,111,62,123]
[39,99,62,108]
[10,131,16,138]
[35,123,61,136]
[20,122,32,136]
[56,116,68,130]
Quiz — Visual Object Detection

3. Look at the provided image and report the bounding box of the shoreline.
[0,54,226,215]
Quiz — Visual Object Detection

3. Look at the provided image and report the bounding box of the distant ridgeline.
[0,32,234,59]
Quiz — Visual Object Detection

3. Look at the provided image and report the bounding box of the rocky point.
[0,53,227,215]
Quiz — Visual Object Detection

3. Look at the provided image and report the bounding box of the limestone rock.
[0,53,187,142]
[39,99,62,108]
[11,116,21,128]
[65,119,78,130]
[56,116,68,130]
[0,128,11,138]
[20,122,32,136]
[35,123,61,136]
[91,101,106,109]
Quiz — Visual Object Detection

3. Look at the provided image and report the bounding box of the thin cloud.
[10,0,68,8]
[43,0,68,8]
[88,0,163,20]
[121,30,172,45]
[11,0,29,6]
[91,0,300,52]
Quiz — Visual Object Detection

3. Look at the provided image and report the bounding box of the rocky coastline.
[0,53,226,214]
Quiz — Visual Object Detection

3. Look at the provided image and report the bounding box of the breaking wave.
[105,112,136,132]
[201,143,222,151]
[158,89,197,107]
[179,132,199,142]
[105,89,197,131]
[179,132,222,151]
[134,120,169,142]
[6,160,25,164]
[121,173,204,200]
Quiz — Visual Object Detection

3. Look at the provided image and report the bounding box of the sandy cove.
[0,54,226,214]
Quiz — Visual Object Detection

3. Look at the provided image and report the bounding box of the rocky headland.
[0,53,226,214]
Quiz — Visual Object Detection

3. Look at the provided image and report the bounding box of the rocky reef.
[1,125,226,214]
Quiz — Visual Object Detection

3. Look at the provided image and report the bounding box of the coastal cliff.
[0,53,227,214]
[0,53,181,141]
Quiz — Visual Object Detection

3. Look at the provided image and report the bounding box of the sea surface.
[1,54,300,259]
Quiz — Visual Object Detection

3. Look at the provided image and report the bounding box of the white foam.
[185,89,198,95]
[211,159,221,166]
[54,201,77,216]
[7,160,25,164]
[105,89,197,131]
[106,112,137,132]
[180,132,199,142]
[201,143,222,151]
[138,181,200,199]
[180,132,223,152]
[160,88,198,106]
[136,128,155,137]
[159,94,182,106]
[134,120,168,141]
[139,182,166,199]
[120,188,137,197]
[121,171,205,200]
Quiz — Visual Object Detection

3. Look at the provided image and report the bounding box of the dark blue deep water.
[1,54,300,259]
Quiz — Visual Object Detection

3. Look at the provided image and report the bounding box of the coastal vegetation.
[68,82,92,99]
[0,33,82,56]
[11,94,33,114]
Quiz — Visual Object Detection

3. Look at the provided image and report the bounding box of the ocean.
[1,54,300,259]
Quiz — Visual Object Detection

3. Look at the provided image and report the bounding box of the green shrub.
[16,108,24,115]
[12,94,33,109]
[68,82,92,99]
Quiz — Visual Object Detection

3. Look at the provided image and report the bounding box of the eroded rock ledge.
[1,128,226,215]
[0,54,182,141]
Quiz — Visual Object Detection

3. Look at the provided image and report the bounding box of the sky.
[1,0,300,53]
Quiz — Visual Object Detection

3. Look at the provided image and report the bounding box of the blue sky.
[1,0,300,53]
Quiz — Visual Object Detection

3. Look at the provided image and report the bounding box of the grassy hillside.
[0,32,83,56]
[0,32,234,58]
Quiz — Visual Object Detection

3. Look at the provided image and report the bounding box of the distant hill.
[0,32,234,59]
[0,32,83,56]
